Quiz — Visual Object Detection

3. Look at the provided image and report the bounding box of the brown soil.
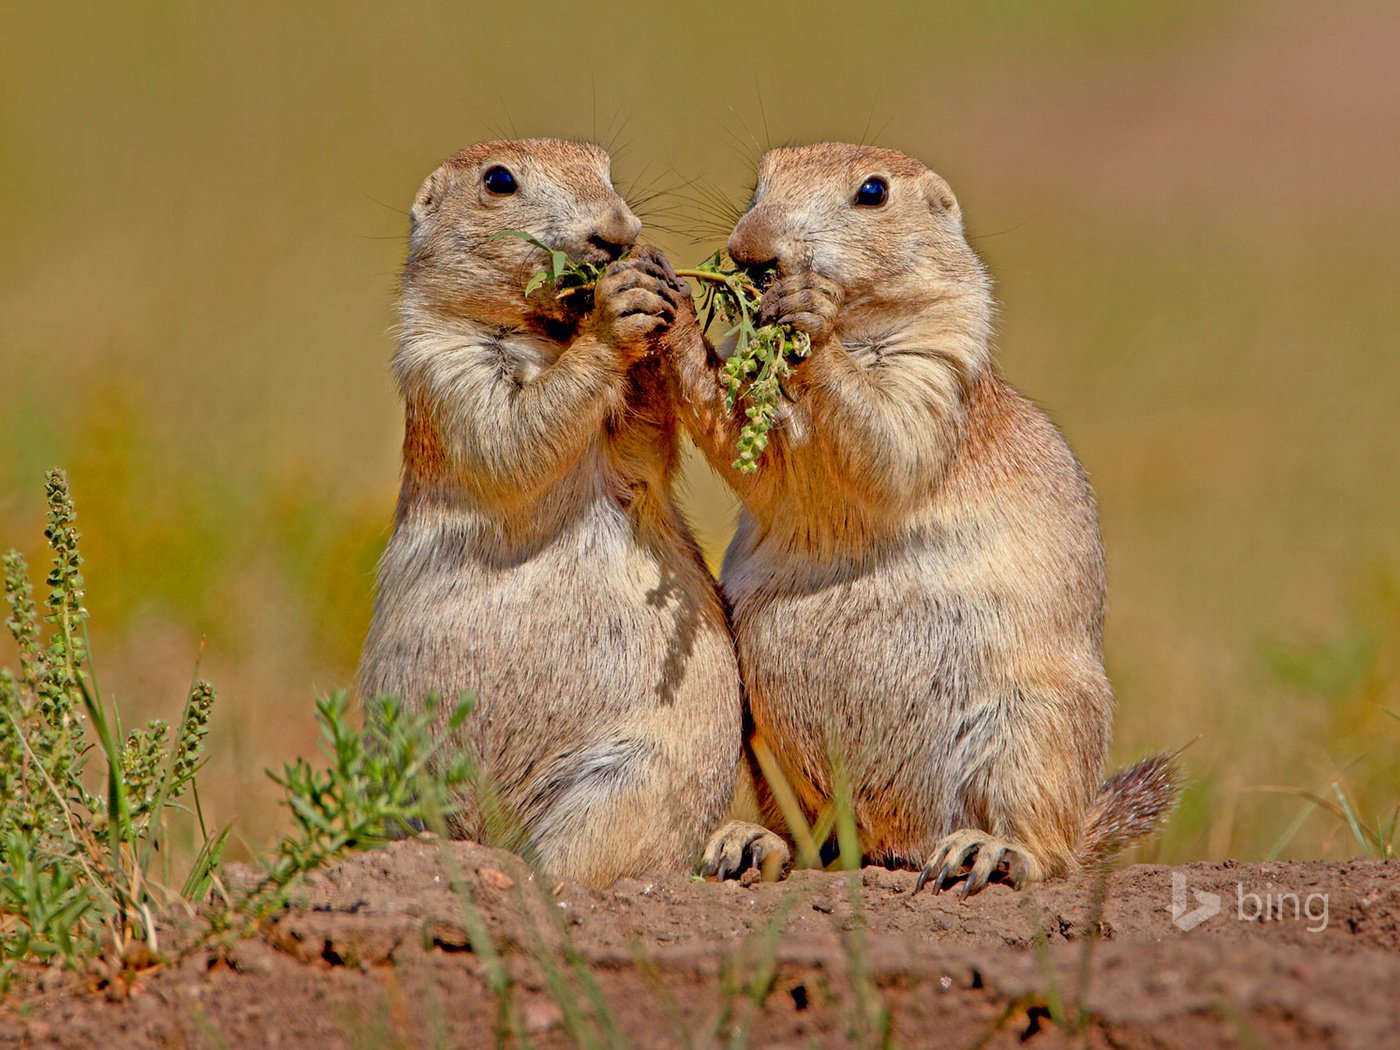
[3,840,1396,1049]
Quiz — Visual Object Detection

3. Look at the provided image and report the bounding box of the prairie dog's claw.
[699,821,792,882]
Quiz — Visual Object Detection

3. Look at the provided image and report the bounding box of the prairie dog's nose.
[727,206,786,276]
[589,204,642,259]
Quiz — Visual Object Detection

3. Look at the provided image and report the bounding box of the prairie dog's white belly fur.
[363,472,739,817]
[727,510,1109,855]
[369,489,716,713]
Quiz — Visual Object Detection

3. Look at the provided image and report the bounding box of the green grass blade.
[1329,782,1376,858]
[181,822,233,901]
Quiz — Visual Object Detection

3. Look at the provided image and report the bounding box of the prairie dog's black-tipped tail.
[1080,753,1182,864]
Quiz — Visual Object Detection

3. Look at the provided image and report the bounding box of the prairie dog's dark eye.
[854,176,888,207]
[482,165,517,195]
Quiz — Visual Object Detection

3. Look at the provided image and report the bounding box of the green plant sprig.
[674,252,811,474]
[230,690,476,927]
[502,230,808,473]
[0,471,228,981]
[495,230,610,301]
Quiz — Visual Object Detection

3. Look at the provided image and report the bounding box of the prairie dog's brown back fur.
[358,140,741,888]
[663,143,1177,891]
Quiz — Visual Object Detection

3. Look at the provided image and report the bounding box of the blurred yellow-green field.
[2,1,1396,864]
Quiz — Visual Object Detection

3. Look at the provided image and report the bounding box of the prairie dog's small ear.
[410,167,450,230]
[922,172,962,226]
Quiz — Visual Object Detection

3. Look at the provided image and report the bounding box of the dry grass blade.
[1253,783,1388,858]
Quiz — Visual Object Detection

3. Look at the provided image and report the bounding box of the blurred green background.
[2,1,1396,863]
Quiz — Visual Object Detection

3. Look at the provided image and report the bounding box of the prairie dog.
[357,140,740,887]
[659,143,1176,893]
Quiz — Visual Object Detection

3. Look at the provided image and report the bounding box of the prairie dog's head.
[402,139,641,330]
[728,144,989,326]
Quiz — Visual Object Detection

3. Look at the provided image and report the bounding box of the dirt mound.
[4,839,1397,1048]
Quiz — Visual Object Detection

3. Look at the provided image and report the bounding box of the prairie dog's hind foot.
[914,828,1045,898]
[699,821,791,882]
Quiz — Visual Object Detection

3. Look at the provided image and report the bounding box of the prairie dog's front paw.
[758,272,843,342]
[591,251,690,362]
[699,821,791,882]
